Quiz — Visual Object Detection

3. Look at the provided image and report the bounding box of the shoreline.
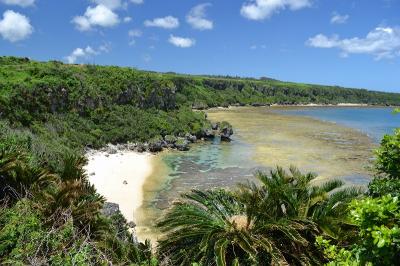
[83,106,381,242]
[202,103,396,112]
[84,149,154,223]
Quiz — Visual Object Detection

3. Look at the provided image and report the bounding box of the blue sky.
[0,0,399,92]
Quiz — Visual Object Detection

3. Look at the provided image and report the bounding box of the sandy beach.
[84,150,154,222]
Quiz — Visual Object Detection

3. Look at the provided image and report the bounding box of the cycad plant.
[239,166,363,238]
[157,166,361,265]
[157,190,321,265]
[39,155,105,230]
[0,150,57,204]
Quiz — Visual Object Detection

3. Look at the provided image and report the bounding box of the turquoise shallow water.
[136,107,385,240]
[149,107,396,209]
[150,137,262,210]
[279,107,400,143]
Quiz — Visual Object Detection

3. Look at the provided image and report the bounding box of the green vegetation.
[1,56,400,265]
[0,151,155,265]
[156,167,360,265]
[316,125,400,266]
[1,56,399,172]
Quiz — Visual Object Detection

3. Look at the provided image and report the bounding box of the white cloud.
[241,0,312,20]
[65,45,110,64]
[307,26,400,60]
[65,46,97,64]
[144,16,179,29]
[91,0,142,9]
[330,13,349,24]
[0,10,33,42]
[0,0,34,7]
[123,16,132,23]
[72,5,120,31]
[91,0,122,10]
[168,34,195,48]
[186,3,213,30]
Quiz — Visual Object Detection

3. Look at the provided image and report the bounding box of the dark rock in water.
[202,128,215,139]
[219,121,234,141]
[89,172,95,176]
[175,138,190,151]
[211,123,219,130]
[102,202,120,217]
[123,180,128,185]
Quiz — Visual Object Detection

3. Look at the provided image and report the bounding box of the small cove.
[135,106,388,242]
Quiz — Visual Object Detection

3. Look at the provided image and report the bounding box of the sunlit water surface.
[135,106,398,241]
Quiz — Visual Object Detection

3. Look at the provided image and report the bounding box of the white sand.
[84,151,153,222]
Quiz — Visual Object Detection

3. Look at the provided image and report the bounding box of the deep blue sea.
[280,107,400,143]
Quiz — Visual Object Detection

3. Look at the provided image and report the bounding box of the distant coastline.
[204,103,396,111]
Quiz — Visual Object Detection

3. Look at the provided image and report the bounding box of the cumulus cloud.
[65,45,110,64]
[307,26,400,60]
[0,10,33,42]
[168,34,195,48]
[144,16,179,29]
[72,4,120,31]
[65,46,97,64]
[330,13,349,24]
[91,0,123,10]
[91,0,142,9]
[241,0,312,20]
[186,3,213,30]
[0,0,34,7]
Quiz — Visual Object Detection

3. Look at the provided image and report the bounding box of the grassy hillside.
[1,56,399,172]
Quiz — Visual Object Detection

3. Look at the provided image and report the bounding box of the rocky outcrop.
[94,121,233,155]
[200,121,234,141]
[218,121,234,141]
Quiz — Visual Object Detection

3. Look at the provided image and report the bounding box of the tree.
[375,129,400,179]
[317,195,400,266]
